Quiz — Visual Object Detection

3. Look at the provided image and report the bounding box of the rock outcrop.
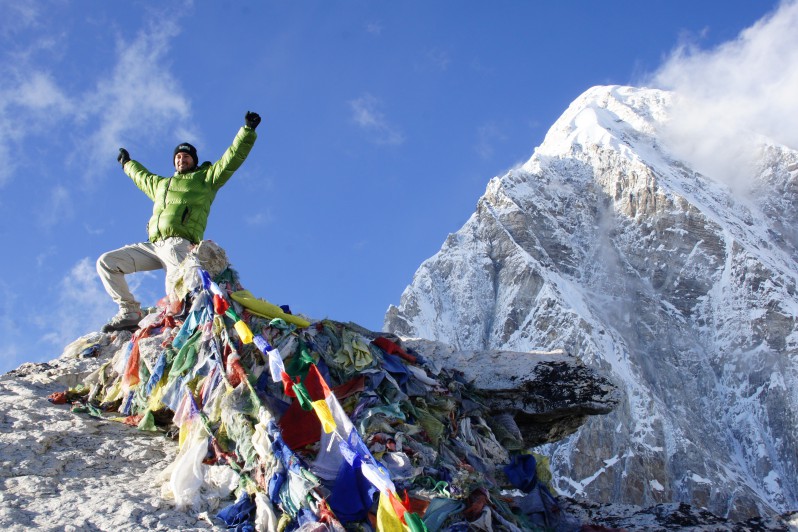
[399,340,621,446]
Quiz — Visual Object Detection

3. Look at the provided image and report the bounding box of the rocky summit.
[0,253,620,531]
[386,85,798,522]
[1,319,794,530]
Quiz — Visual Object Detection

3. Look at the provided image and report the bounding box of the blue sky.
[0,0,784,373]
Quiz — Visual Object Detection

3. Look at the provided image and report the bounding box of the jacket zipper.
[155,176,173,238]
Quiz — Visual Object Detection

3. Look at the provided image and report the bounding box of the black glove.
[117,148,130,165]
[245,111,261,130]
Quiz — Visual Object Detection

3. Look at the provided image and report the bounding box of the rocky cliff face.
[385,85,798,520]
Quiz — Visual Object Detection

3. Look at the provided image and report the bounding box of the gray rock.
[401,339,621,445]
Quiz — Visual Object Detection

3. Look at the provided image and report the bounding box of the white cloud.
[0,256,162,373]
[0,7,73,187]
[0,71,73,186]
[126,270,161,307]
[0,8,193,188]
[246,211,273,226]
[38,185,74,229]
[366,22,383,36]
[12,71,72,111]
[426,48,451,71]
[174,126,200,146]
[0,0,40,37]
[349,93,404,145]
[36,245,58,269]
[0,130,14,187]
[38,257,116,349]
[79,19,192,178]
[0,279,24,372]
[0,342,21,374]
[650,0,798,191]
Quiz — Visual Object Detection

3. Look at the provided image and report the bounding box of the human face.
[174,152,195,173]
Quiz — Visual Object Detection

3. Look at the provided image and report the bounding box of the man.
[96,111,261,332]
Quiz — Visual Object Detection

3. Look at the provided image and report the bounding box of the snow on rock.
[386,84,798,521]
[0,335,215,531]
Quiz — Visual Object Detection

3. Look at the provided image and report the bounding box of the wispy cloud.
[38,257,117,349]
[0,2,74,186]
[11,71,72,111]
[246,211,273,226]
[83,223,106,236]
[38,185,74,229]
[0,278,24,372]
[0,8,193,187]
[0,256,162,374]
[0,255,164,373]
[0,0,40,38]
[349,93,404,145]
[475,122,507,160]
[79,19,192,178]
[366,21,383,36]
[426,48,451,71]
[36,245,58,269]
[0,342,21,374]
[0,257,117,373]
[649,1,798,190]
[0,132,14,187]
[0,70,73,186]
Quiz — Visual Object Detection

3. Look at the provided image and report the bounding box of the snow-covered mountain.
[385,85,798,520]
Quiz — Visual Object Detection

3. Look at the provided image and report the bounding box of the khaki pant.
[96,237,194,311]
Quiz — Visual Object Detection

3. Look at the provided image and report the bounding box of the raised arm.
[206,111,260,190]
[118,147,161,200]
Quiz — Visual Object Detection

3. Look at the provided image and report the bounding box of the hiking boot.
[102,308,143,333]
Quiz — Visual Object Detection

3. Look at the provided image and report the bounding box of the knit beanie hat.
[173,142,198,167]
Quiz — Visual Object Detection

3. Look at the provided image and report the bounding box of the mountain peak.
[386,84,798,521]
[530,85,670,165]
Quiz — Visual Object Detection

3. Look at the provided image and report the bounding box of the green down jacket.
[124,126,257,244]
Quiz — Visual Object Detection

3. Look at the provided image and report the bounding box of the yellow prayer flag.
[311,399,337,433]
[233,320,254,344]
[376,492,404,532]
[178,420,193,449]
